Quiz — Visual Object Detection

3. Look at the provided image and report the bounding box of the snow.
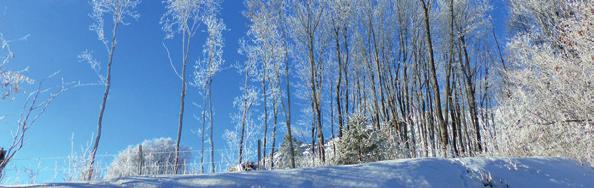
[7,157,593,188]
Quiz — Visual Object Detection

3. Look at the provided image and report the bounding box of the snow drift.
[9,157,593,188]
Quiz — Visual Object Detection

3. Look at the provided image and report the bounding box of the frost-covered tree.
[163,0,225,174]
[193,0,225,173]
[106,138,192,179]
[0,34,70,180]
[418,0,449,157]
[496,0,593,164]
[161,0,203,174]
[228,61,258,165]
[82,0,140,181]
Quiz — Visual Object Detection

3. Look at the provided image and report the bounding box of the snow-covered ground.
[8,157,593,188]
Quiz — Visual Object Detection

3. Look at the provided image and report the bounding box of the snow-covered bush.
[336,114,386,165]
[496,1,593,165]
[106,138,192,179]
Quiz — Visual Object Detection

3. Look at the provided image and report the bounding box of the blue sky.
[0,0,509,183]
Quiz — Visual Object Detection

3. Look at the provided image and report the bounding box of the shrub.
[106,138,191,179]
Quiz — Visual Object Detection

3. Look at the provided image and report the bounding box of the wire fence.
[1,147,282,185]
[9,146,283,161]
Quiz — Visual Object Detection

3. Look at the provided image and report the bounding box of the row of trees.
[260,0,593,168]
[232,0,501,169]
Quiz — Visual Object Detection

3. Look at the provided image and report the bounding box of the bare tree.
[0,80,74,180]
[0,34,73,180]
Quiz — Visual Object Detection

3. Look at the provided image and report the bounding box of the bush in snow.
[106,138,191,179]
[336,113,386,165]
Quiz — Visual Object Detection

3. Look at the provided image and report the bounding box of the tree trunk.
[262,59,269,168]
[280,9,296,168]
[238,70,249,165]
[445,0,458,157]
[308,30,325,163]
[87,19,120,181]
[334,26,344,138]
[271,98,278,169]
[283,41,296,169]
[420,0,448,157]
[208,79,215,173]
[199,106,206,173]
[459,35,482,153]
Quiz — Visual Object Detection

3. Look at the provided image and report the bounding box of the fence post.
[257,139,261,170]
[138,145,143,176]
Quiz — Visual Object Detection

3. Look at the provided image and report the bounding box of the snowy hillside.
[9,157,593,188]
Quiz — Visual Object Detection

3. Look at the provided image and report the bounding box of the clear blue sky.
[0,0,509,183]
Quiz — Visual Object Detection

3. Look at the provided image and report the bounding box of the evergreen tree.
[336,114,385,165]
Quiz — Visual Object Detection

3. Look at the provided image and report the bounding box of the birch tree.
[194,0,225,172]
[231,59,258,165]
[83,0,140,180]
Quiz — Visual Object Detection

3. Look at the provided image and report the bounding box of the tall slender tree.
[290,0,327,163]
[419,0,448,157]
[85,0,140,180]
[161,0,202,174]
[195,0,225,173]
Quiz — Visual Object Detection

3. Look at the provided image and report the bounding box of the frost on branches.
[496,0,593,165]
[0,34,33,99]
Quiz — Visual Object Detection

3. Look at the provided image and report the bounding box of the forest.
[0,0,592,184]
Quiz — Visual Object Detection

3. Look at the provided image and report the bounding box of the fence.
[1,144,281,185]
